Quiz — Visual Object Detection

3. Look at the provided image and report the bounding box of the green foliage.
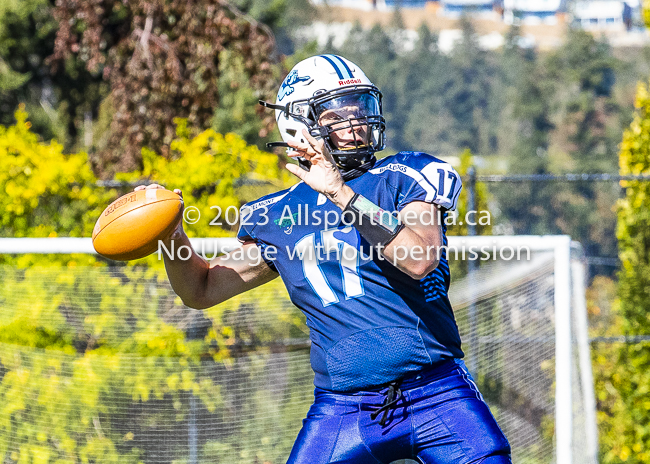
[232,0,316,31]
[0,107,301,461]
[586,276,631,463]
[447,150,493,285]
[449,149,492,237]
[0,57,29,92]
[592,78,650,463]
[211,50,280,146]
[546,30,620,172]
[0,264,305,462]
[618,82,650,334]
[0,104,290,247]
[397,25,461,156]
[116,119,291,242]
[446,17,498,156]
[0,0,80,146]
[0,106,113,241]
[495,43,557,238]
[599,80,650,463]
[0,0,319,174]
[51,0,281,176]
[500,29,622,265]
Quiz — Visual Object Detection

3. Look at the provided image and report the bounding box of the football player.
[140,55,511,464]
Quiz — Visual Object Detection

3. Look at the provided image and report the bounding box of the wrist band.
[343,193,404,248]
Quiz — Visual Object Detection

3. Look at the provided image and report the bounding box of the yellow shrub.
[0,105,113,239]
[0,107,291,267]
[117,118,291,240]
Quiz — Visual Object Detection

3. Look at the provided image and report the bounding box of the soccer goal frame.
[0,235,598,464]
[445,235,598,464]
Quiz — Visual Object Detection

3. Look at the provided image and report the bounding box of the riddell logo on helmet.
[339,79,362,85]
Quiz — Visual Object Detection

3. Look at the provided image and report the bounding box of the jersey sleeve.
[237,205,256,243]
[393,155,462,212]
[237,194,286,272]
[236,188,288,243]
[236,210,278,272]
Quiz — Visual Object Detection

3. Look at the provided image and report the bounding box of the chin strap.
[340,157,376,181]
[266,143,375,180]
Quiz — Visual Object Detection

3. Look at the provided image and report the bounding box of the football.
[92,189,183,261]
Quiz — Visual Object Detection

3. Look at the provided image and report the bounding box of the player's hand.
[134,184,185,240]
[286,129,354,209]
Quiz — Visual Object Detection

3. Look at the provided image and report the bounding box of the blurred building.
[503,0,565,25]
[383,0,435,7]
[439,0,499,17]
[573,0,633,31]
[306,0,647,42]
[309,0,379,10]
[309,0,438,10]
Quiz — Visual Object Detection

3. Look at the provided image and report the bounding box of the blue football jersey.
[237,151,464,392]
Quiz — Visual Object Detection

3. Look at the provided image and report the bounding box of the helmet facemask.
[309,87,385,171]
[262,85,386,173]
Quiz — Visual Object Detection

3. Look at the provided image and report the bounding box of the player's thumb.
[169,189,184,240]
[285,163,307,181]
[168,214,185,241]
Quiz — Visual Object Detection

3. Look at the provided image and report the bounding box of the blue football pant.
[287,360,511,464]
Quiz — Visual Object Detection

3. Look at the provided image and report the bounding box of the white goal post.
[0,235,598,464]
[448,235,599,464]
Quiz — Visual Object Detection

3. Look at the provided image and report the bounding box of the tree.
[229,0,317,54]
[445,16,497,156]
[0,105,288,244]
[0,106,111,242]
[0,0,99,147]
[497,47,556,236]
[399,24,459,155]
[449,149,492,238]
[0,0,321,177]
[546,29,620,173]
[602,80,650,463]
[495,30,622,268]
[544,29,622,264]
[50,0,280,176]
[587,275,629,464]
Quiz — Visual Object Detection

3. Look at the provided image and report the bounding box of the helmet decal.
[319,54,354,79]
[278,70,311,102]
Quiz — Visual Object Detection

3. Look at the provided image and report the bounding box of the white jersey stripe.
[369,164,438,202]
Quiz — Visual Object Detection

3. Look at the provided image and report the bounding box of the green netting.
[0,252,590,463]
[0,265,312,463]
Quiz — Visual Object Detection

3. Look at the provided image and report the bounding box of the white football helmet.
[260,55,385,172]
